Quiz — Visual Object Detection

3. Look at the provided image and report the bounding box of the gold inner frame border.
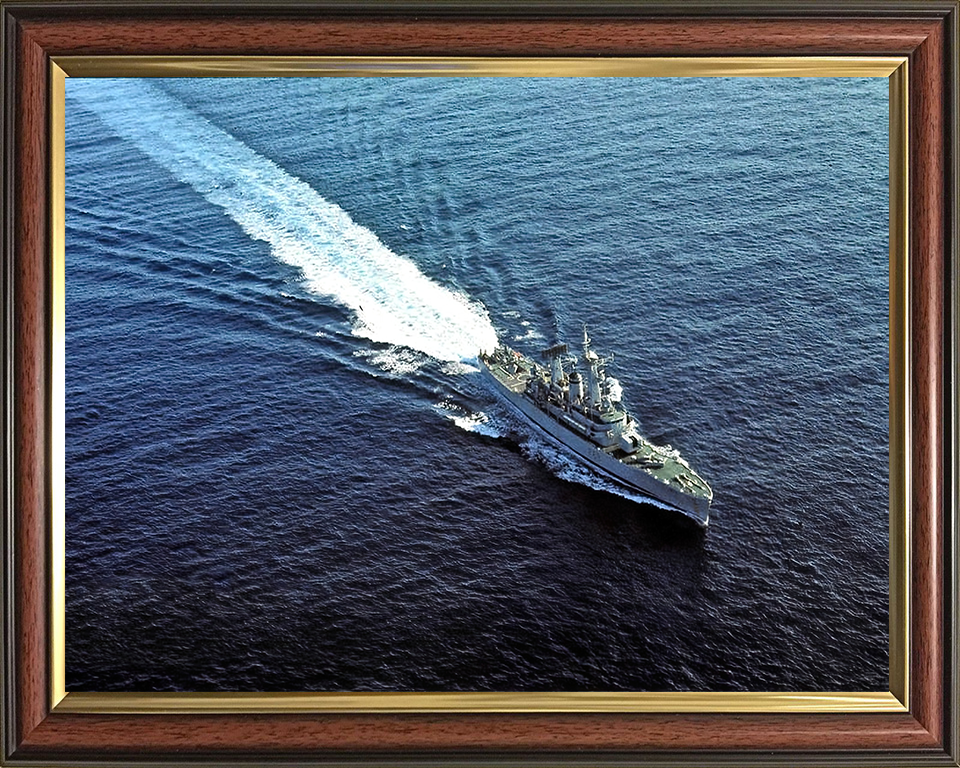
[48,55,909,715]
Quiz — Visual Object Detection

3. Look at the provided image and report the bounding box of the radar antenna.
[539,343,568,360]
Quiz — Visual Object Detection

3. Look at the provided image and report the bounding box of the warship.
[479,329,712,527]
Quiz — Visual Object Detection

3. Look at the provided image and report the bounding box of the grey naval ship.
[479,329,712,527]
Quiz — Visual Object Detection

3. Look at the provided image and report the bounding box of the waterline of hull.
[479,364,710,528]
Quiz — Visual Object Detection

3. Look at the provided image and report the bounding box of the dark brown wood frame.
[2,2,958,766]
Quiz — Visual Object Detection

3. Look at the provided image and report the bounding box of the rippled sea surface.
[65,76,888,692]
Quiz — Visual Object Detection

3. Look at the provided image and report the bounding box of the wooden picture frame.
[2,2,957,765]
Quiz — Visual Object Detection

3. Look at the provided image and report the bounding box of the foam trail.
[433,401,503,438]
[71,80,499,363]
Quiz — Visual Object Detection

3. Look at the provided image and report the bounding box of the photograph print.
[64,74,889,693]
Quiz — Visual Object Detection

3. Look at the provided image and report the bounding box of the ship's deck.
[484,357,538,394]
[481,347,712,505]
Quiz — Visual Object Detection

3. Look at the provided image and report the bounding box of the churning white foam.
[353,346,426,377]
[73,79,498,364]
[433,401,503,438]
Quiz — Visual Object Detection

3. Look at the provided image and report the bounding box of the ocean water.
[64,75,889,692]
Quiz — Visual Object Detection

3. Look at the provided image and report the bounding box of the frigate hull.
[479,341,711,528]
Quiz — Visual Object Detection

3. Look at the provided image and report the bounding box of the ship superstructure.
[479,328,712,527]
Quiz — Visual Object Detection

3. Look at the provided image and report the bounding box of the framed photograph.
[2,2,957,766]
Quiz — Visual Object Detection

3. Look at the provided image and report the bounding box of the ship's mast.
[582,326,602,406]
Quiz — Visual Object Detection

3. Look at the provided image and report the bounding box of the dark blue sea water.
[64,76,889,692]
